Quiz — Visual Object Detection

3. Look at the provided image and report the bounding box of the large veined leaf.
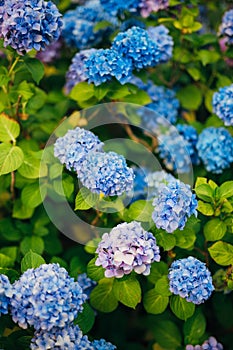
[0,143,24,175]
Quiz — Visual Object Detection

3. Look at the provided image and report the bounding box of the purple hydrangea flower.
[152,180,198,233]
[36,39,62,64]
[78,151,134,196]
[186,336,223,350]
[196,127,233,174]
[169,256,214,304]
[0,274,13,316]
[0,0,63,54]
[92,338,116,350]
[95,221,160,278]
[139,0,169,18]
[54,127,104,172]
[84,48,133,86]
[30,324,93,350]
[212,84,233,126]
[147,25,173,63]
[10,264,87,330]
[77,273,97,298]
[176,124,200,165]
[100,0,139,16]
[219,9,233,45]
[64,49,97,94]
[145,170,176,199]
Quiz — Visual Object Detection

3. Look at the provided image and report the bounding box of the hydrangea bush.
[0,0,233,349]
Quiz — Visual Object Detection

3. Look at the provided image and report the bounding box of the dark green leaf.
[113,276,141,308]
[75,303,95,333]
[87,257,105,281]
[23,57,44,84]
[20,236,44,255]
[90,278,118,313]
[143,289,169,314]
[21,250,45,272]
[170,295,195,320]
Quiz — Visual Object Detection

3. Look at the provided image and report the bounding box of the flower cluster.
[168,257,214,304]
[146,170,176,199]
[0,274,12,316]
[64,49,97,93]
[158,131,193,173]
[77,273,97,298]
[54,127,103,171]
[10,264,87,330]
[31,325,93,350]
[186,336,223,350]
[152,180,198,233]
[95,221,160,278]
[219,9,233,45]
[176,124,200,165]
[196,127,233,173]
[84,49,133,86]
[62,0,117,50]
[100,0,139,16]
[131,166,149,202]
[78,151,134,196]
[36,39,62,64]
[0,0,63,54]
[212,84,233,126]
[92,339,116,350]
[139,0,169,18]
[147,25,174,63]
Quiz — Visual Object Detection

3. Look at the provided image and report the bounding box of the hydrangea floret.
[219,9,233,45]
[186,336,223,350]
[95,221,160,278]
[0,274,13,316]
[212,84,233,126]
[139,0,169,18]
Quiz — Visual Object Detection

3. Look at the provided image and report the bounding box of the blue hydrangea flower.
[77,273,97,298]
[139,0,169,18]
[158,130,193,173]
[112,26,159,70]
[10,264,87,330]
[196,127,233,174]
[30,325,93,350]
[147,25,173,63]
[100,0,139,16]
[212,84,233,126]
[54,127,104,172]
[62,0,117,50]
[186,336,223,350]
[120,18,146,31]
[78,151,134,196]
[176,124,200,165]
[92,338,116,350]
[0,274,13,316]
[130,166,149,202]
[152,180,198,233]
[64,49,97,94]
[96,221,160,278]
[0,0,63,54]
[146,170,176,199]
[84,48,133,86]
[168,257,214,305]
[219,9,233,45]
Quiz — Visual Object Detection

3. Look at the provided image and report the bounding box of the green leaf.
[204,218,227,241]
[195,177,207,187]
[197,201,214,216]
[75,187,99,211]
[122,89,151,105]
[12,199,34,219]
[170,295,195,320]
[147,261,168,284]
[198,50,220,66]
[183,310,206,344]
[0,253,14,268]
[21,250,45,272]
[0,113,20,142]
[23,57,44,84]
[17,81,34,101]
[90,278,118,313]
[127,200,154,222]
[174,227,196,250]
[187,67,201,81]
[18,152,47,179]
[143,289,169,314]
[70,82,95,102]
[21,182,47,208]
[219,181,233,199]
[154,230,176,251]
[113,276,141,308]
[106,84,131,99]
[87,257,105,281]
[20,236,44,255]
[152,321,182,349]
[0,246,17,262]
[208,241,233,266]
[176,85,202,110]
[154,276,172,297]
[75,303,95,333]
[0,144,24,175]
[195,184,214,202]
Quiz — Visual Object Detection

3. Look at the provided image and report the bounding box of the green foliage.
[208,241,233,266]
[113,275,141,308]
[21,250,45,272]
[90,278,118,313]
[170,295,195,320]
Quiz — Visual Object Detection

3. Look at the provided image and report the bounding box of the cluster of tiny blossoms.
[145,170,176,199]
[10,264,87,330]
[54,127,134,197]
[152,180,198,233]
[139,0,169,18]
[219,9,233,45]
[96,221,160,278]
[0,0,63,54]
[186,336,223,350]
[168,257,214,304]
[0,274,12,316]
[196,127,233,173]
[176,124,200,165]
[77,273,97,298]
[212,84,233,126]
